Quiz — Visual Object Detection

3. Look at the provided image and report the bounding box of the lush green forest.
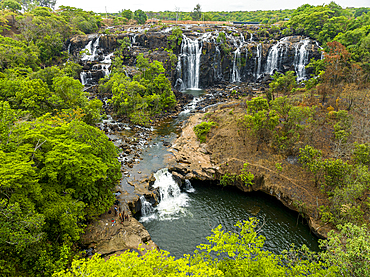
[0,0,370,276]
[0,3,121,276]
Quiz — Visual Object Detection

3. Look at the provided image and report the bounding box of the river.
[116,89,320,258]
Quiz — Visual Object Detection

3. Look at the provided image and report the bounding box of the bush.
[193,121,217,143]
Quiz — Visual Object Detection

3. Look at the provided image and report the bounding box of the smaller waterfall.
[152,168,190,220]
[265,43,279,75]
[101,52,114,77]
[294,39,310,81]
[81,37,100,62]
[140,196,154,217]
[250,32,254,42]
[179,35,202,89]
[265,38,288,75]
[184,179,195,193]
[231,48,241,83]
[67,43,71,55]
[255,44,262,80]
[214,45,223,81]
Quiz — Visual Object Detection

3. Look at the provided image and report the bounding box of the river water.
[119,89,319,258]
[139,179,319,258]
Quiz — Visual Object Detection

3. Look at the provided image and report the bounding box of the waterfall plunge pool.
[138,170,319,258]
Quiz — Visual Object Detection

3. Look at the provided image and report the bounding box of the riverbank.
[168,99,333,238]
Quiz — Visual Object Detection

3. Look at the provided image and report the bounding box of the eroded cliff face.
[67,25,321,89]
[167,101,333,239]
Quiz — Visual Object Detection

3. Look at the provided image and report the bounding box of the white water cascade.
[81,36,100,61]
[255,43,262,80]
[184,179,195,193]
[231,48,241,83]
[265,37,289,75]
[179,35,202,89]
[294,39,310,81]
[140,196,154,217]
[151,168,191,220]
[79,37,113,86]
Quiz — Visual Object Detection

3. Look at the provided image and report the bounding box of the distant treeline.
[102,6,370,25]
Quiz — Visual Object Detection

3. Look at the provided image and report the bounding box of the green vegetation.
[101,54,176,125]
[238,163,254,186]
[0,108,120,276]
[0,4,120,276]
[167,26,182,50]
[1,1,370,275]
[191,4,202,21]
[239,96,316,155]
[134,9,147,24]
[193,121,217,143]
[56,217,370,276]
[146,9,295,24]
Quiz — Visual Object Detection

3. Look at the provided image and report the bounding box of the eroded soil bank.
[168,100,333,239]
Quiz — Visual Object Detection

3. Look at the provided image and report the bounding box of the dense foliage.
[100,54,176,125]
[1,1,370,276]
[0,3,119,276]
[57,218,370,276]
[0,107,120,276]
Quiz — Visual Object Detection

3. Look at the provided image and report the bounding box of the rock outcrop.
[81,209,158,257]
[67,25,321,90]
[168,101,333,239]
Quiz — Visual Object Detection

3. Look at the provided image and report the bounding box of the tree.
[320,223,370,276]
[0,110,121,275]
[191,3,202,21]
[134,9,147,24]
[0,0,21,12]
[121,9,132,20]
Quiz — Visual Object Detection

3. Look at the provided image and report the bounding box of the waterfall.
[80,72,87,86]
[265,38,288,75]
[184,179,195,193]
[179,35,202,89]
[152,168,190,220]
[214,45,223,81]
[250,32,254,42]
[294,39,310,81]
[255,44,262,80]
[140,196,154,217]
[231,48,241,83]
[101,52,114,77]
[81,36,100,62]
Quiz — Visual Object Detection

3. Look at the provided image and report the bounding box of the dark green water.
[139,180,320,258]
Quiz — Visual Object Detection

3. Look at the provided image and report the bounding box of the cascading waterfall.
[101,52,114,77]
[79,37,113,86]
[151,168,191,220]
[81,36,100,62]
[184,179,195,193]
[179,35,202,89]
[255,43,262,80]
[231,48,241,83]
[265,37,288,75]
[140,196,154,217]
[214,45,223,81]
[294,39,310,81]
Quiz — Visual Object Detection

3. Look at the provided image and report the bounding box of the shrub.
[193,121,217,143]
